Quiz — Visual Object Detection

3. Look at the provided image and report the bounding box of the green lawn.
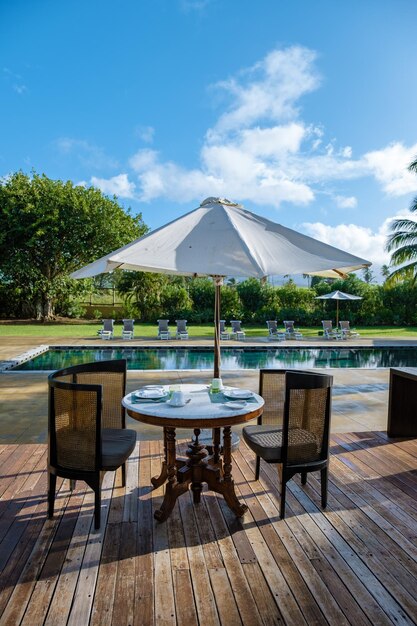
[1,322,417,338]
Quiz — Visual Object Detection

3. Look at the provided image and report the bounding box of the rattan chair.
[243,369,333,518]
[48,360,136,529]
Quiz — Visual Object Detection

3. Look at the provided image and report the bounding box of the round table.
[123,384,264,522]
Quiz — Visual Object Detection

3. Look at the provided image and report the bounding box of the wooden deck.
[0,432,416,625]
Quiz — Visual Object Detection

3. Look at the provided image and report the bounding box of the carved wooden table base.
[152,426,248,522]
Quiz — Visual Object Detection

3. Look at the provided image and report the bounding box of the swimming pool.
[12,346,417,370]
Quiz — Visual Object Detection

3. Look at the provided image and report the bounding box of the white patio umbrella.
[315,290,363,326]
[71,197,371,377]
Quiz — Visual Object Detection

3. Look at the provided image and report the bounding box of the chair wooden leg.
[69,479,76,491]
[320,466,328,508]
[121,462,126,487]
[255,455,260,480]
[301,471,307,485]
[94,487,101,529]
[92,475,103,529]
[278,465,287,519]
[48,472,56,519]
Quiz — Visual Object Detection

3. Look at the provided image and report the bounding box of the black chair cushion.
[243,425,318,463]
[101,428,136,470]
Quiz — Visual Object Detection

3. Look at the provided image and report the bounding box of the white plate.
[223,389,254,400]
[224,401,247,409]
[134,389,168,400]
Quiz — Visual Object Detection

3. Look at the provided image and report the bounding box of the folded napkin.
[209,392,257,405]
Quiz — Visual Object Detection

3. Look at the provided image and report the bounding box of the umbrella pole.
[336,300,339,327]
[214,279,221,379]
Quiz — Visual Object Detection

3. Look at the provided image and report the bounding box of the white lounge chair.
[219,320,230,340]
[322,320,342,340]
[230,320,245,340]
[157,319,171,340]
[339,320,360,339]
[98,319,114,340]
[122,319,134,339]
[283,320,303,339]
[266,320,286,341]
[175,319,189,339]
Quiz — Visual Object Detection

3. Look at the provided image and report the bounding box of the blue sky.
[2,0,417,276]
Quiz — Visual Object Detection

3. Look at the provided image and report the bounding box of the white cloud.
[129,149,159,172]
[91,174,136,199]
[13,83,27,94]
[209,46,320,140]
[68,45,417,213]
[301,219,394,267]
[125,45,417,208]
[238,123,306,158]
[135,125,155,143]
[334,195,357,209]
[3,67,27,95]
[364,142,417,196]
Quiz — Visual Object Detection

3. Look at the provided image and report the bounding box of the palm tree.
[386,156,417,283]
[362,267,375,284]
[381,264,390,279]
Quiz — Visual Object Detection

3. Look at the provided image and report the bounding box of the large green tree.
[0,171,147,319]
[386,157,417,283]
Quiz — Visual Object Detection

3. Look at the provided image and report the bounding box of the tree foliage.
[0,172,147,319]
[386,156,417,284]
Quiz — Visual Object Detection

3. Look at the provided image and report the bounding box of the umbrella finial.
[200,197,242,208]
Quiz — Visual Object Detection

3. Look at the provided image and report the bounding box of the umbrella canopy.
[71,197,371,376]
[315,290,363,326]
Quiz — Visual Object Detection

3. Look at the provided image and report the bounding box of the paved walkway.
[0,335,404,443]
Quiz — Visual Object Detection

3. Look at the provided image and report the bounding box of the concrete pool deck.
[1,334,412,443]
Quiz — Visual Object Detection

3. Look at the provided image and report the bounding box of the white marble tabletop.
[122,383,264,427]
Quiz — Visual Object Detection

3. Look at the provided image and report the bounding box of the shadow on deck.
[0,432,416,625]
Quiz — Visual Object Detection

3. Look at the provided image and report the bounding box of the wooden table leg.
[187,428,208,504]
[204,426,248,517]
[154,427,189,522]
[212,427,221,465]
[151,426,169,488]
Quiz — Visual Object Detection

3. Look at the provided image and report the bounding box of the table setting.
[128,378,259,412]
[122,380,264,522]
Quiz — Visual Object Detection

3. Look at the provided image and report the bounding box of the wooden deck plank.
[204,489,267,626]
[232,449,329,626]
[90,522,121,626]
[257,448,395,626]
[0,433,416,625]
[235,446,351,626]
[150,439,176,626]
[133,440,155,626]
[66,470,115,626]
[178,490,220,625]
[303,469,417,624]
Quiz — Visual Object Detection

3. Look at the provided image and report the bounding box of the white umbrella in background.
[71,197,371,377]
[315,290,363,326]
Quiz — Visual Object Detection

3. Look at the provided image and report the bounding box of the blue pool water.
[13,346,417,370]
